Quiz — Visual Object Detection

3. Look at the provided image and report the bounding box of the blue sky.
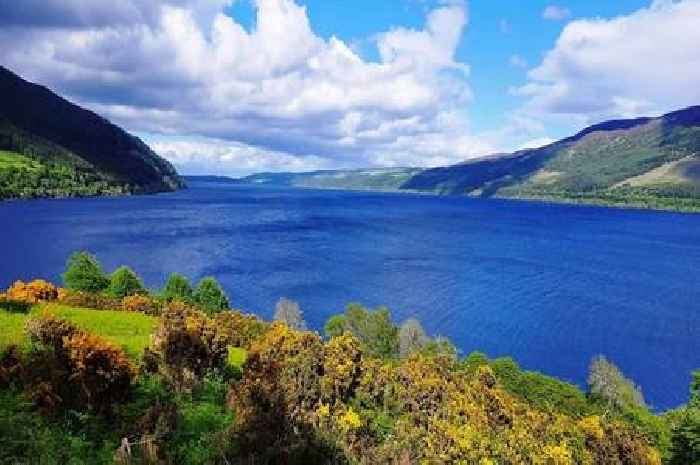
[1,0,699,175]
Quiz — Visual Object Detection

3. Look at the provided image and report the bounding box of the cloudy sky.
[1,0,699,176]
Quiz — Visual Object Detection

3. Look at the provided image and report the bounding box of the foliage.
[149,305,229,391]
[324,303,399,359]
[62,251,110,293]
[4,279,59,304]
[108,266,146,298]
[588,355,646,411]
[162,272,193,302]
[214,309,269,349]
[57,289,122,311]
[121,294,162,315]
[62,332,136,413]
[273,297,306,330]
[193,277,229,315]
[490,356,594,418]
[668,407,700,465]
[398,318,428,357]
[23,312,135,414]
[0,390,116,465]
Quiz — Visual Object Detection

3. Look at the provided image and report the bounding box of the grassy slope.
[0,305,158,358]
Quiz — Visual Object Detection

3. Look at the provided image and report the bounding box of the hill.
[0,66,184,199]
[235,106,700,211]
[404,106,700,210]
[235,167,424,191]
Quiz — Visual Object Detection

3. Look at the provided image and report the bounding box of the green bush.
[62,252,109,292]
[193,277,229,315]
[162,272,193,302]
[108,266,145,298]
[324,303,398,359]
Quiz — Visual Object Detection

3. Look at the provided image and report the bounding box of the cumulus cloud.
[515,0,700,125]
[0,0,489,174]
[542,5,572,21]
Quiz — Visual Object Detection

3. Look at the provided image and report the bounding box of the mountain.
[235,106,700,211]
[234,167,423,191]
[0,66,184,199]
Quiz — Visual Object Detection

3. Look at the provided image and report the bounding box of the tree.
[108,266,145,298]
[62,251,109,292]
[193,277,229,315]
[162,273,193,302]
[398,318,428,357]
[690,370,700,409]
[588,355,645,410]
[324,303,398,358]
[274,297,306,330]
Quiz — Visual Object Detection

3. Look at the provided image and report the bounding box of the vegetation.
[63,251,110,292]
[162,272,193,302]
[0,66,184,200]
[108,266,146,299]
[236,106,700,212]
[193,277,229,315]
[0,254,698,464]
[273,297,306,330]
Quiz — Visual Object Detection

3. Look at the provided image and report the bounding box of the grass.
[0,304,158,359]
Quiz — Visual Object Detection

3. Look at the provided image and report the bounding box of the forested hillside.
[0,67,184,199]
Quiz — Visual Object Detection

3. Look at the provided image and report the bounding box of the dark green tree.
[62,251,109,292]
[193,277,229,315]
[108,266,145,298]
[162,273,193,302]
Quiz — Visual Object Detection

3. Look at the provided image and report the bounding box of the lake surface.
[1,179,699,409]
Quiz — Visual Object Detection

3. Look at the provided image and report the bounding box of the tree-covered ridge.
[0,66,184,200]
[0,253,698,464]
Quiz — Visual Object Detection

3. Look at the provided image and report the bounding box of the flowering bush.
[5,280,59,304]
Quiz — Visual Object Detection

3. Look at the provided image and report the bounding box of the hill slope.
[235,106,700,211]
[404,106,700,210]
[0,66,184,199]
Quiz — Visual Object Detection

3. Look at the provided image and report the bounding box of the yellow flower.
[337,407,362,432]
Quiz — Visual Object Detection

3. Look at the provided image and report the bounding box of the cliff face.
[0,66,184,196]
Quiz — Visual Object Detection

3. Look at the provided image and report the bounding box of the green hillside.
[0,66,184,200]
[404,106,700,211]
[235,106,700,211]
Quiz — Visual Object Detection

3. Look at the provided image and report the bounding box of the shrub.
[162,273,193,302]
[398,318,428,358]
[273,297,306,330]
[324,303,398,359]
[5,279,59,304]
[121,294,161,315]
[213,310,268,349]
[25,311,80,351]
[108,266,146,298]
[193,277,229,315]
[23,313,135,414]
[62,332,136,413]
[588,355,646,410]
[62,251,110,292]
[150,306,228,391]
[57,290,122,311]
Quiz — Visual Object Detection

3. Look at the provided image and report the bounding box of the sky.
[1,0,699,176]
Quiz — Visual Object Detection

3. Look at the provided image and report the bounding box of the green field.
[0,305,158,358]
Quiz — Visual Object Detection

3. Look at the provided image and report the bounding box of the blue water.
[1,179,699,410]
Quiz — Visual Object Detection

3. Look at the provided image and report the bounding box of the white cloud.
[516,0,700,124]
[0,0,489,174]
[516,137,555,151]
[542,5,572,21]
